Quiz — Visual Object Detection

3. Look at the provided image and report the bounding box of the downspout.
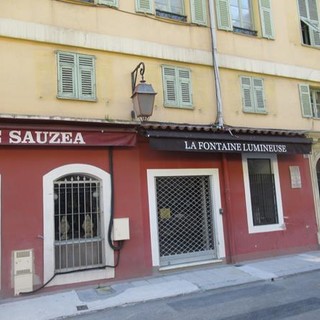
[208,0,224,129]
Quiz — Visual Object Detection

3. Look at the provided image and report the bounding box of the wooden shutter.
[57,52,76,99]
[178,68,192,107]
[78,55,96,100]
[191,0,207,26]
[162,66,178,107]
[136,0,153,13]
[299,84,313,117]
[216,0,232,31]
[253,78,266,112]
[97,0,118,6]
[241,76,254,112]
[259,0,274,39]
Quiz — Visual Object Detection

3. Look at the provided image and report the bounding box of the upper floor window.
[155,0,184,15]
[299,83,320,118]
[135,0,207,25]
[230,0,253,31]
[216,0,274,39]
[73,0,118,6]
[56,51,96,101]
[298,0,320,47]
[240,76,266,114]
[162,65,193,109]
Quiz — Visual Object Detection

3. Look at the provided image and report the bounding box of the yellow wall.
[0,0,216,124]
[1,0,320,130]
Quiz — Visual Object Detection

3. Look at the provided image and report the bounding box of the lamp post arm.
[131,62,145,93]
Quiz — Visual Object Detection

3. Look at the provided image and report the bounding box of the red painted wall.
[0,141,318,297]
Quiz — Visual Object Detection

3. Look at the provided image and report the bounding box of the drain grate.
[76,305,89,311]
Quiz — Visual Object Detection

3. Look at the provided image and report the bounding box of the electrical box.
[113,218,130,241]
[13,249,33,295]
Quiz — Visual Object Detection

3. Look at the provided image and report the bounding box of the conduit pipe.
[208,0,224,128]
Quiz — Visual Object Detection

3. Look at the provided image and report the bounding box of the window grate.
[54,174,103,272]
[155,175,215,265]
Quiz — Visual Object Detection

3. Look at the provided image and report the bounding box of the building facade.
[0,0,319,298]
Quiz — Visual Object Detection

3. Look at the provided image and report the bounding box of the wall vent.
[13,249,33,295]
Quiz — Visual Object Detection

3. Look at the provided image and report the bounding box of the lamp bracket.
[131,62,145,94]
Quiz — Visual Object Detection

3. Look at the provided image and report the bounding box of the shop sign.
[150,138,311,154]
[0,129,136,147]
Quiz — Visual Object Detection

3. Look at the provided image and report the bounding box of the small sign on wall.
[289,166,302,189]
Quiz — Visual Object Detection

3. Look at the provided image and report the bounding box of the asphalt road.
[62,270,320,320]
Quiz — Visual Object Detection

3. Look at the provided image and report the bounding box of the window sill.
[156,9,187,22]
[57,96,97,102]
[164,105,194,110]
[233,26,257,37]
[243,110,268,115]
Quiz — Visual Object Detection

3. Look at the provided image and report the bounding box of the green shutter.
[162,66,178,107]
[178,68,192,108]
[253,78,266,112]
[97,0,118,7]
[241,76,254,112]
[190,0,207,26]
[78,55,96,100]
[299,84,313,117]
[216,0,232,31]
[57,52,77,99]
[136,0,153,13]
[259,0,274,39]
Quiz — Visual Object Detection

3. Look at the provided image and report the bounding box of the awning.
[145,130,312,154]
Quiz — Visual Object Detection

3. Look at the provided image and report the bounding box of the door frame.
[147,168,225,268]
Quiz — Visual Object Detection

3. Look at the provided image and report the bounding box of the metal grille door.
[155,175,216,266]
[54,174,103,272]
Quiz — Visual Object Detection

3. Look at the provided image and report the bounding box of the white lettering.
[9,130,22,144]
[74,132,85,144]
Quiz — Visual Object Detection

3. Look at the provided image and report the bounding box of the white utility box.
[113,218,130,241]
[13,249,33,295]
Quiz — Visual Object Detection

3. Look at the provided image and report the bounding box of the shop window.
[298,0,320,47]
[242,154,284,234]
[56,51,96,101]
[299,84,320,118]
[135,0,207,25]
[161,65,193,109]
[240,76,266,114]
[216,0,274,39]
[43,164,114,286]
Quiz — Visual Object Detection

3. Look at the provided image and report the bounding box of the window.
[57,51,96,101]
[43,164,114,286]
[74,0,118,6]
[240,76,266,113]
[54,174,102,272]
[242,154,284,233]
[162,65,193,108]
[299,83,320,118]
[135,0,207,25]
[155,0,184,15]
[230,0,253,30]
[216,0,274,38]
[298,0,320,47]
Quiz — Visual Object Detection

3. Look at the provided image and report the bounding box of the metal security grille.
[155,175,215,266]
[54,174,103,272]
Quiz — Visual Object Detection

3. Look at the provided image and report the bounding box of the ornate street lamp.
[131,62,157,121]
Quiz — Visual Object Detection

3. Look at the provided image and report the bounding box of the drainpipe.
[208,0,224,129]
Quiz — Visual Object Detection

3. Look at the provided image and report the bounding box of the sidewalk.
[2,251,320,320]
